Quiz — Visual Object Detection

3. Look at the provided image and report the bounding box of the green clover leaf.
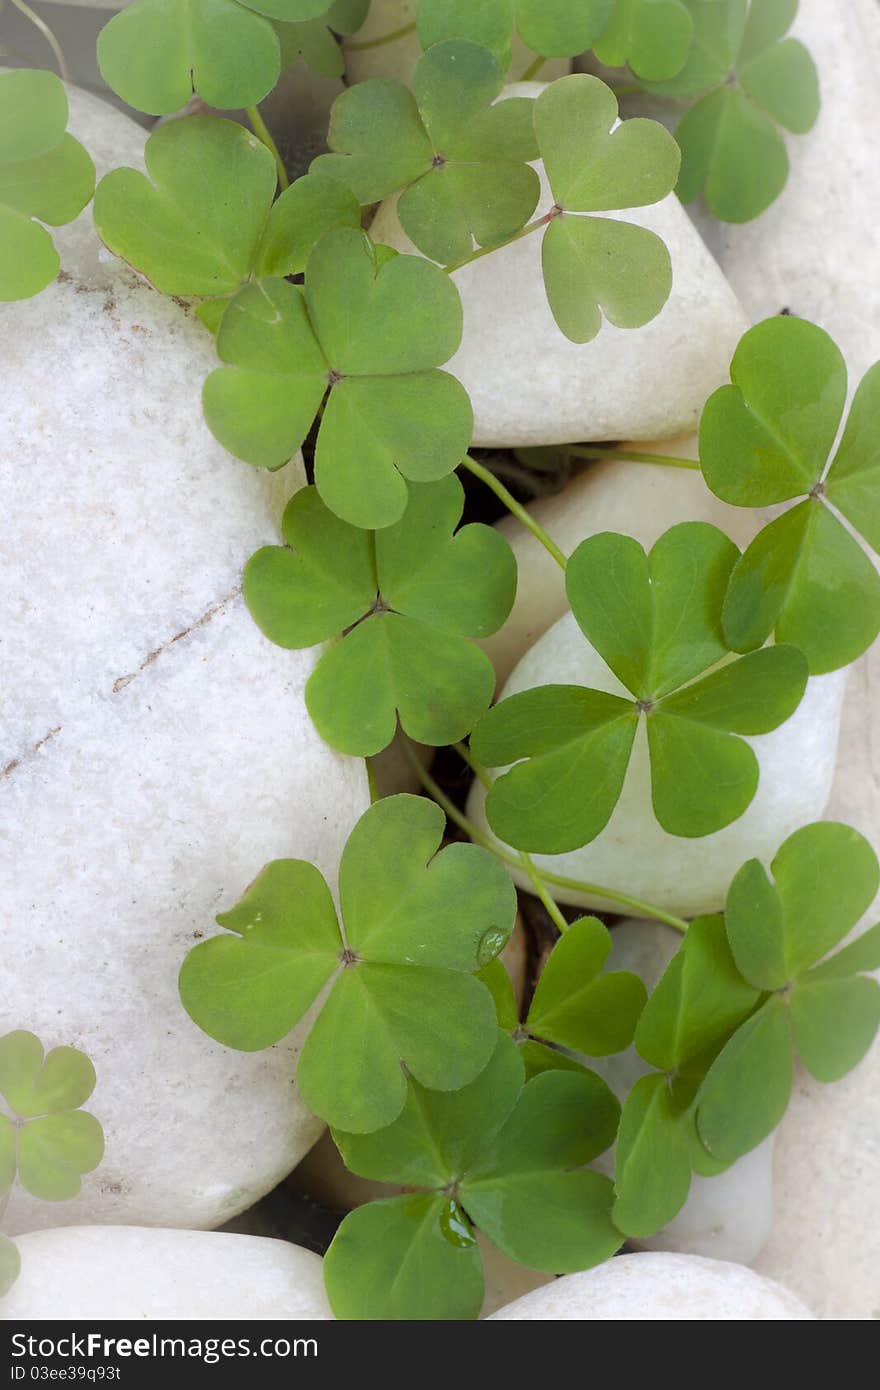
[275,0,371,78]
[324,1032,622,1318]
[533,75,681,342]
[695,822,880,1162]
[643,0,820,222]
[94,116,360,323]
[525,916,648,1057]
[179,795,517,1133]
[0,1032,104,1202]
[0,70,96,303]
[613,1072,692,1237]
[202,227,473,529]
[472,522,809,854]
[244,475,516,755]
[313,40,541,265]
[594,0,695,81]
[417,0,615,65]
[0,1235,20,1299]
[700,316,880,674]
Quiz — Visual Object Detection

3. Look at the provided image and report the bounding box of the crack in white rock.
[2,725,62,781]
[111,585,241,694]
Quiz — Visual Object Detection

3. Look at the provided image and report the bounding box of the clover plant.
[0,1031,105,1298]
[4,0,877,1326]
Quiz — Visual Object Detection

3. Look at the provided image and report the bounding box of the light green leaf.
[790,976,880,1083]
[0,1031,97,1117]
[257,173,362,278]
[324,1194,485,1320]
[807,922,880,983]
[0,1117,16,1196]
[313,81,433,204]
[740,37,819,136]
[613,1072,692,1237]
[635,915,760,1072]
[18,1113,105,1202]
[417,0,515,68]
[724,856,788,991]
[97,0,281,115]
[564,531,653,696]
[542,212,672,344]
[515,0,614,57]
[333,1031,525,1188]
[0,1032,104,1203]
[479,959,520,1032]
[178,859,341,1050]
[643,0,746,99]
[825,362,880,554]
[697,996,793,1161]
[675,85,789,223]
[595,0,694,81]
[527,916,647,1056]
[0,69,69,163]
[647,712,759,838]
[770,822,880,978]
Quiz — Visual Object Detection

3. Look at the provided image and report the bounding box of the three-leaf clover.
[0,1031,104,1202]
[417,0,616,66]
[593,0,695,81]
[0,70,96,302]
[532,75,681,342]
[202,226,473,529]
[323,1031,622,1319]
[93,116,360,326]
[695,823,880,1163]
[313,40,541,266]
[244,476,516,755]
[700,317,880,674]
[472,522,809,854]
[643,0,820,222]
[274,0,371,79]
[484,916,648,1068]
[179,795,517,1133]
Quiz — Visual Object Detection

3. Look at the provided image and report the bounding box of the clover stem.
[568,444,701,472]
[518,851,570,934]
[9,0,69,82]
[441,216,548,275]
[245,106,289,192]
[345,20,417,51]
[519,54,547,81]
[404,740,689,934]
[460,455,568,572]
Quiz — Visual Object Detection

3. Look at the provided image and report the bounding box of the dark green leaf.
[527,916,647,1056]
[675,85,789,222]
[724,856,788,991]
[769,822,880,977]
[417,0,515,68]
[479,959,520,1031]
[515,0,614,57]
[807,923,880,982]
[825,363,880,554]
[790,976,880,1083]
[594,0,694,81]
[697,996,793,1161]
[613,1072,692,1237]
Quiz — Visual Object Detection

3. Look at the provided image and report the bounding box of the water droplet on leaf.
[477,927,508,967]
[439,1198,476,1249]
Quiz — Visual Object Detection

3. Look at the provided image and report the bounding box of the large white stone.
[587,921,774,1267]
[489,1252,814,1320]
[467,618,846,918]
[0,1227,332,1320]
[0,87,369,1233]
[481,440,758,687]
[343,0,571,85]
[371,82,748,449]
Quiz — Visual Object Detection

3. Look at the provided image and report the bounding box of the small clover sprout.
[700,316,880,674]
[417,0,616,67]
[179,795,517,1133]
[533,75,681,342]
[0,70,96,303]
[93,116,360,326]
[313,40,541,266]
[642,0,820,222]
[0,1031,104,1203]
[323,1031,622,1319]
[594,0,695,82]
[244,476,516,755]
[202,227,473,529]
[472,522,809,854]
[697,822,880,1161]
[274,0,371,79]
[483,916,648,1064]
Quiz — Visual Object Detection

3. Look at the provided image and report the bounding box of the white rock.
[0,87,369,1233]
[343,0,571,85]
[371,82,748,449]
[489,1252,814,1319]
[482,441,758,687]
[585,920,775,1266]
[686,0,880,392]
[467,619,846,918]
[0,1227,332,1320]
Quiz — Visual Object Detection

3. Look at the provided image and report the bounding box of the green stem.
[519,54,547,81]
[518,851,569,933]
[245,106,289,192]
[568,444,701,472]
[460,455,568,572]
[9,0,69,81]
[345,20,416,51]
[407,741,688,934]
[442,215,547,275]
